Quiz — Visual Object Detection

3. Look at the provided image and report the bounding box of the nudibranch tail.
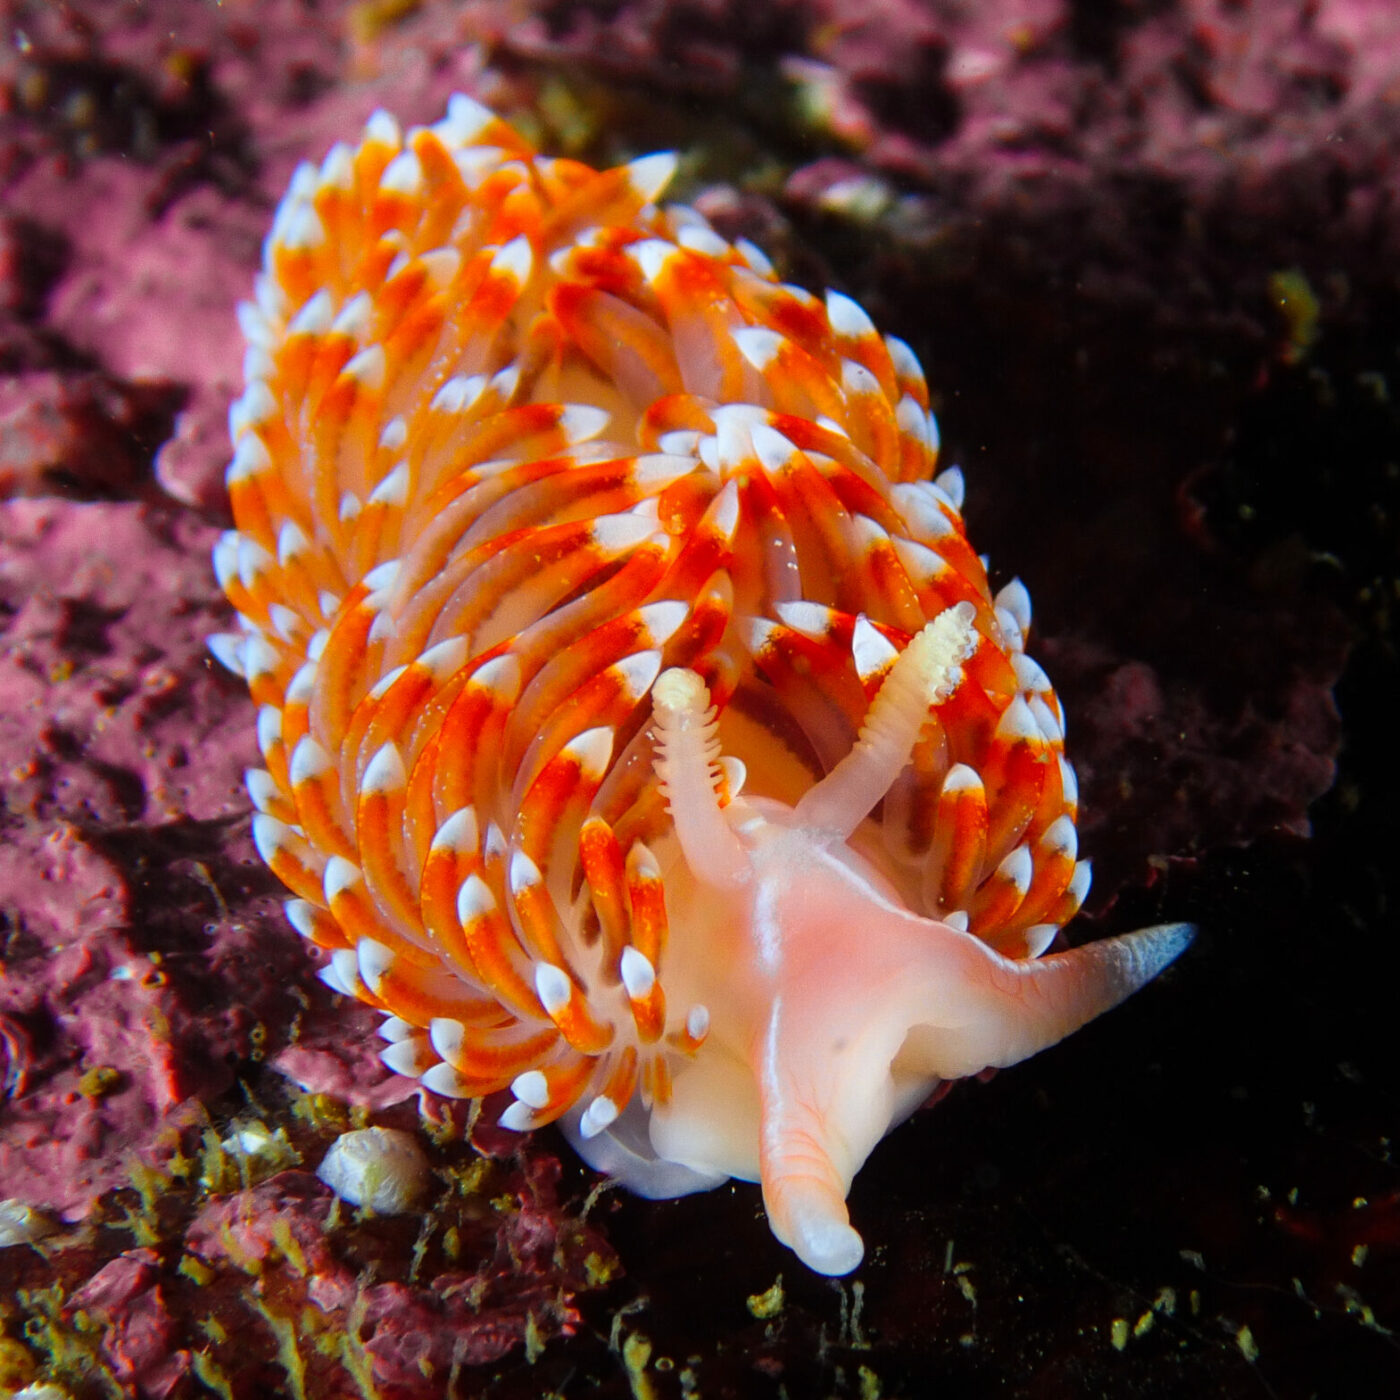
[216,95,1193,1278]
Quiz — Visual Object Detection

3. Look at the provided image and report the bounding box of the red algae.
[177,1153,618,1397]
[4,1140,617,1399]
[0,498,262,1219]
[68,1248,189,1399]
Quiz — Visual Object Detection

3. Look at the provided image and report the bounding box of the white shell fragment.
[316,1126,431,1214]
[0,1197,56,1247]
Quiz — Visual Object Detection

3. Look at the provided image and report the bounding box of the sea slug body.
[213,96,1192,1276]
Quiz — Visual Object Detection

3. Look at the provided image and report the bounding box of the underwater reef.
[0,1,1396,1396]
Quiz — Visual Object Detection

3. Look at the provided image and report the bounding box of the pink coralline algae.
[0,498,277,1219]
[67,1248,189,1400]
[2,1142,615,1399]
[180,1152,617,1395]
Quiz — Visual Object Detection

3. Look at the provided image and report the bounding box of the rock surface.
[0,1,1394,1396]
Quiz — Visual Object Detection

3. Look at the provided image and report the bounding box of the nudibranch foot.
[217,96,1196,1280]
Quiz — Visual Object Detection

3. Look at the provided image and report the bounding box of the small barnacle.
[0,1199,55,1248]
[316,1126,430,1214]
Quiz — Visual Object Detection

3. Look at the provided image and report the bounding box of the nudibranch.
[212,96,1192,1276]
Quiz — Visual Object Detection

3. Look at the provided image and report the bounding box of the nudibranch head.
[213,95,1192,1276]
